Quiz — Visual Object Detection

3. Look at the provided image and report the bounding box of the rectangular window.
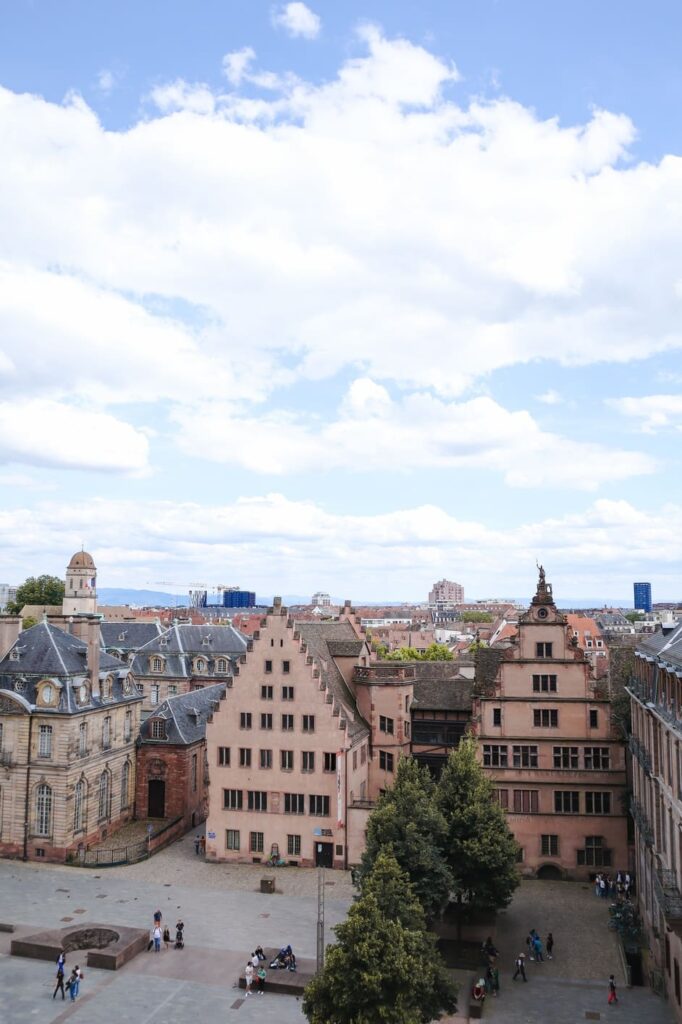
[483,744,508,767]
[102,716,111,749]
[324,752,337,772]
[226,829,240,850]
[281,714,294,731]
[512,790,539,813]
[284,793,305,814]
[218,746,230,766]
[404,720,410,738]
[536,642,553,658]
[584,747,610,770]
[124,710,132,742]
[250,831,264,853]
[259,749,272,769]
[150,684,160,705]
[302,751,315,772]
[379,750,394,771]
[379,715,394,734]
[512,745,538,768]
[287,834,301,857]
[589,709,599,728]
[240,712,252,729]
[533,709,558,728]
[191,753,197,792]
[223,789,242,810]
[577,835,611,867]
[281,750,294,771]
[554,791,580,813]
[260,713,273,730]
[151,719,165,740]
[79,722,87,756]
[265,660,272,673]
[282,660,290,673]
[168,684,178,696]
[239,748,251,768]
[360,745,367,764]
[494,789,509,809]
[38,724,52,758]
[541,834,559,857]
[585,792,611,814]
[553,746,579,769]
[261,685,273,700]
[493,708,502,726]
[353,749,358,770]
[532,674,557,692]
[282,686,295,700]
[248,790,268,812]
[302,715,315,733]
[309,795,330,816]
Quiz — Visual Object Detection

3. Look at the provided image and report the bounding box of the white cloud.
[536,389,564,405]
[608,394,682,432]
[96,69,117,95]
[272,2,321,40]
[173,379,654,490]
[0,493,680,599]
[222,47,256,86]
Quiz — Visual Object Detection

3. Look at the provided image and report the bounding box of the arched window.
[216,658,227,673]
[36,783,52,836]
[74,779,85,832]
[151,657,163,672]
[195,658,206,674]
[98,771,111,821]
[121,761,130,810]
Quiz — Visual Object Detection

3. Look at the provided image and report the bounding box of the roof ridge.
[45,621,69,676]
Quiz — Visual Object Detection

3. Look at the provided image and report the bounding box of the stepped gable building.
[627,622,682,1017]
[473,567,628,880]
[130,622,247,714]
[0,616,142,862]
[137,683,226,830]
[205,599,374,869]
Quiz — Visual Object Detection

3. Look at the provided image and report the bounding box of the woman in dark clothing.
[53,961,66,1000]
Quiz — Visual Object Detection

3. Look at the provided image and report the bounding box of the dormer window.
[9,649,19,661]
[195,658,206,674]
[118,631,127,642]
[151,719,166,740]
[202,635,211,647]
[159,637,168,647]
[151,657,163,673]
[42,683,54,705]
[216,658,227,673]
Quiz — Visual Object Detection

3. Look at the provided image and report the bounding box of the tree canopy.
[359,756,452,920]
[437,735,519,912]
[6,575,64,615]
[460,611,493,623]
[383,643,454,661]
[304,851,457,1024]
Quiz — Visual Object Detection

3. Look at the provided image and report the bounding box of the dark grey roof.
[296,621,370,741]
[327,639,365,657]
[411,663,475,712]
[637,622,682,668]
[100,621,164,654]
[140,683,226,745]
[130,623,248,679]
[0,621,140,714]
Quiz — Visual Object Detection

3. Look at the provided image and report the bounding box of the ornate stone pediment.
[0,693,28,714]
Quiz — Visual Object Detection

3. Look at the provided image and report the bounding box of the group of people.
[244,948,268,996]
[512,929,554,982]
[473,936,500,1004]
[193,835,206,856]
[52,951,83,1003]
[149,910,185,951]
[595,871,632,901]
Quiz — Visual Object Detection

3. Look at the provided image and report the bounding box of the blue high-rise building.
[222,588,257,608]
[633,581,652,613]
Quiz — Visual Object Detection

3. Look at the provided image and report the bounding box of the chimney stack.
[69,614,101,695]
[0,616,22,660]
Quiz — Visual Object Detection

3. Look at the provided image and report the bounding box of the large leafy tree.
[359,756,452,920]
[437,735,519,916]
[304,854,457,1024]
[384,643,453,661]
[6,575,64,614]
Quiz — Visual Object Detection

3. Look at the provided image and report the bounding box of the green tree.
[360,757,452,920]
[461,611,493,623]
[624,612,644,623]
[437,736,519,920]
[384,643,453,661]
[303,860,458,1024]
[610,689,632,741]
[6,575,64,614]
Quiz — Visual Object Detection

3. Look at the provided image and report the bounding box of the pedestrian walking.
[175,920,185,950]
[194,835,201,855]
[533,934,544,962]
[595,873,602,897]
[600,876,607,899]
[607,974,618,1004]
[200,835,206,855]
[526,929,537,960]
[245,962,254,996]
[546,932,554,960]
[487,962,499,996]
[163,925,171,950]
[513,953,527,982]
[53,960,66,1000]
[257,965,267,995]
[67,966,82,1002]
[153,925,162,952]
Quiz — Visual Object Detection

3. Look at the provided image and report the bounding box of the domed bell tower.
[63,550,98,615]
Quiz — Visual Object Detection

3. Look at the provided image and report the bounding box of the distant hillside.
[98,588,190,607]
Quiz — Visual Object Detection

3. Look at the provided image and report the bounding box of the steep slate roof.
[296,620,370,741]
[100,621,165,654]
[140,683,226,745]
[131,622,248,679]
[411,664,475,712]
[0,621,138,714]
[637,622,682,668]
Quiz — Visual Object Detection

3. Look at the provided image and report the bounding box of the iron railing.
[653,866,682,921]
[628,734,652,775]
[629,795,655,847]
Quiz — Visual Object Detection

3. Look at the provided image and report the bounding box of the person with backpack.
[533,934,544,962]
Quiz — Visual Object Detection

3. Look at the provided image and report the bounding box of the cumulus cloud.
[0,494,679,599]
[222,47,256,86]
[272,2,321,40]
[536,389,564,405]
[608,394,682,432]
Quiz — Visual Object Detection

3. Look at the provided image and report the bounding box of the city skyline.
[2,2,682,598]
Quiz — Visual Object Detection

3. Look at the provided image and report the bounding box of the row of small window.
[491,706,600,729]
[226,830,302,855]
[237,713,317,732]
[150,657,229,674]
[483,745,611,769]
[36,717,132,758]
[32,766,131,837]
[260,686,295,700]
[526,835,610,864]
[494,788,612,814]
[218,748,336,772]
[223,789,331,816]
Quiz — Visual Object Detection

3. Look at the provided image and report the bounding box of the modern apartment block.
[428,579,465,608]
[628,621,682,1016]
[474,568,628,879]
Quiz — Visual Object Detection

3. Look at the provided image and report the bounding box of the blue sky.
[1,1,682,602]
